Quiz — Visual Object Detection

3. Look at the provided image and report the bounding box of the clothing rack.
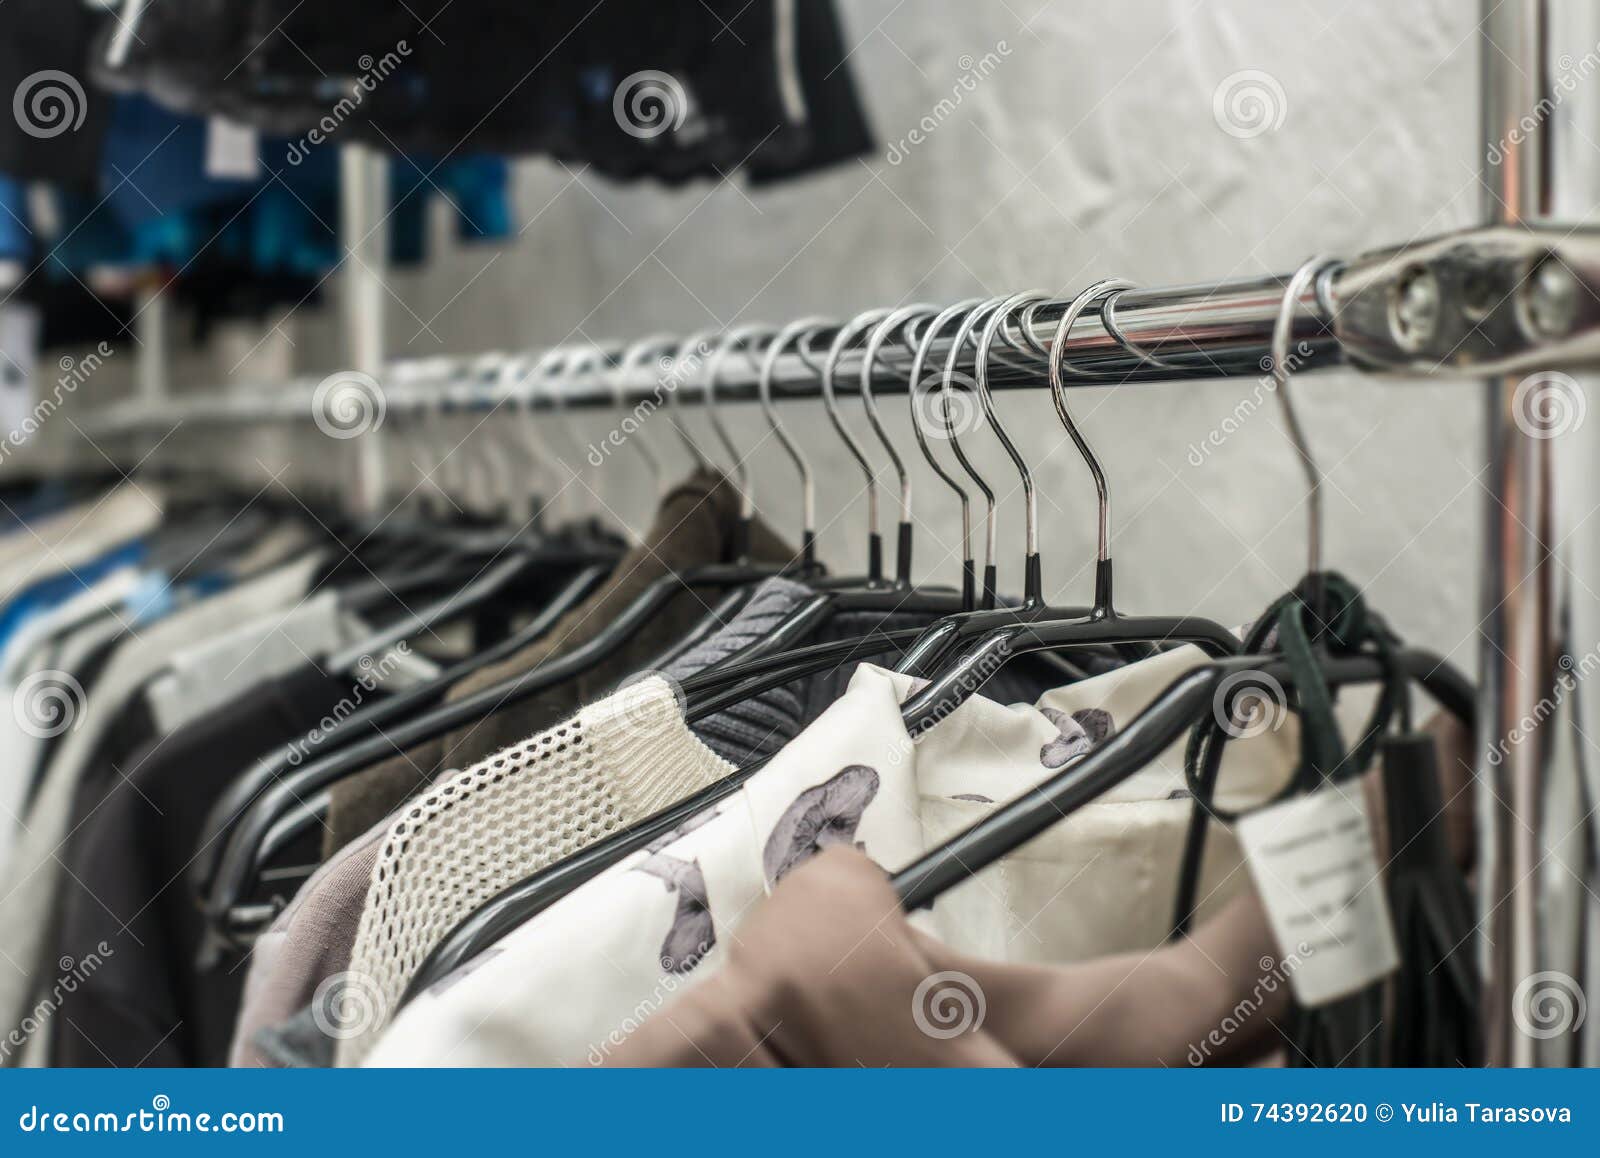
[81,226,1600,431]
[58,0,1600,1068]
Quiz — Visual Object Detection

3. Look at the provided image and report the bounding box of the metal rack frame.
[70,0,1598,1067]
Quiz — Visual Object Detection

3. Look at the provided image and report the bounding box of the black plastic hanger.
[889,646,1475,909]
[677,306,1013,695]
[196,335,798,942]
[891,289,1239,734]
[190,560,614,941]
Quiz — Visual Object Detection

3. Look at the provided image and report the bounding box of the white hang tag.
[205,117,261,180]
[1235,785,1399,1006]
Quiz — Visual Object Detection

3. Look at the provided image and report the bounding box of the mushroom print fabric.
[1038,707,1114,769]
[762,764,881,886]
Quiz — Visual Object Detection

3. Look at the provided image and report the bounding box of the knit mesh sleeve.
[336,676,732,1065]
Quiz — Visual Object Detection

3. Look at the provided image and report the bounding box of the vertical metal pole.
[134,284,168,406]
[1479,0,1598,1066]
[134,283,169,469]
[340,143,388,519]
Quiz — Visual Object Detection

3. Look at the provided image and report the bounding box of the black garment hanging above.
[90,0,873,182]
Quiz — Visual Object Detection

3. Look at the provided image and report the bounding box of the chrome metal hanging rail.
[85,221,1600,434]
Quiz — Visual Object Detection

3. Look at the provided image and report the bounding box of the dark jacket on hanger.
[319,469,794,855]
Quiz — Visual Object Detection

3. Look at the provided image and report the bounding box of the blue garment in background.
[0,539,147,654]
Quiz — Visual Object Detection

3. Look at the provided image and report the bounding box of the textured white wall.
[281,0,1485,666]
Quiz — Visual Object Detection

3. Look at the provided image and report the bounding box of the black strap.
[1170,572,1404,936]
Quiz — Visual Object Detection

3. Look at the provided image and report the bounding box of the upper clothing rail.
[81,223,1600,432]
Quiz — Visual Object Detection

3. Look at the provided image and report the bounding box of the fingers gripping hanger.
[393,289,1246,995]
[757,316,835,573]
[860,304,939,587]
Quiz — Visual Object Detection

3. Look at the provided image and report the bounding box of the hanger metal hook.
[941,297,1008,608]
[609,333,678,496]
[664,331,718,473]
[1042,279,1138,594]
[1270,255,1338,612]
[862,304,939,585]
[704,325,776,524]
[908,298,983,606]
[822,307,896,582]
[527,346,585,524]
[974,289,1052,603]
[757,316,834,571]
[499,350,560,523]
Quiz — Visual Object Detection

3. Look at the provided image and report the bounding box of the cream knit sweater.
[337,676,731,1064]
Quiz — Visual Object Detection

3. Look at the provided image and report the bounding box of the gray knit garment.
[664,577,815,764]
